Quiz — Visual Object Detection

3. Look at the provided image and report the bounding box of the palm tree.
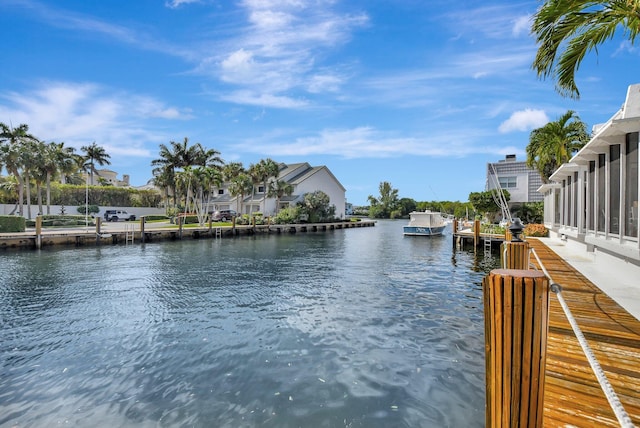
[0,122,38,216]
[81,142,111,185]
[151,138,225,211]
[531,1,640,99]
[525,110,590,183]
[249,158,280,213]
[228,173,253,215]
[268,179,294,214]
[222,162,245,182]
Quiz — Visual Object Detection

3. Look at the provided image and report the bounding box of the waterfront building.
[208,162,346,219]
[82,169,130,187]
[486,154,544,204]
[539,83,640,263]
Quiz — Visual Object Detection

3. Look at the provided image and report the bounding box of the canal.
[0,220,498,427]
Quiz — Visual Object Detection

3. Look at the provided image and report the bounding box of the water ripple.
[0,221,496,427]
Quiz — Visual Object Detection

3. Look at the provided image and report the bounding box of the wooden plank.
[527,239,640,427]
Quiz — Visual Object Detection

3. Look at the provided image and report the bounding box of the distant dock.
[452,219,507,250]
[0,219,376,250]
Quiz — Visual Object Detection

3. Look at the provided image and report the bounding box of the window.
[597,154,606,233]
[573,171,578,227]
[625,133,639,238]
[610,144,621,235]
[218,189,224,195]
[498,176,517,188]
[258,186,265,193]
[588,161,595,231]
[567,175,572,227]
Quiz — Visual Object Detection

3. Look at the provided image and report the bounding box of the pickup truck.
[103,210,136,222]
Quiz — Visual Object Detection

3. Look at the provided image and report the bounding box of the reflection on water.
[0,220,498,427]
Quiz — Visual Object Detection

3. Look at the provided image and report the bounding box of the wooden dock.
[528,238,640,427]
[0,220,376,250]
[452,219,507,250]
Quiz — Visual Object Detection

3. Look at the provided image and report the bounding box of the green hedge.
[0,215,26,233]
[143,215,170,222]
[25,215,95,228]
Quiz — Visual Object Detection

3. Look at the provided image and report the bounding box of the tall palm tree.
[0,123,38,217]
[250,158,280,213]
[268,179,294,214]
[151,138,225,210]
[228,173,253,215]
[81,142,111,185]
[223,162,245,183]
[531,1,640,99]
[526,110,590,183]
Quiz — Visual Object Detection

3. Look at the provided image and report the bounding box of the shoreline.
[0,220,377,251]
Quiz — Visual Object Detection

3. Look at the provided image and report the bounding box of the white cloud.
[232,126,522,159]
[165,0,200,9]
[219,90,308,109]
[512,15,531,37]
[0,81,188,156]
[498,109,549,133]
[198,1,368,106]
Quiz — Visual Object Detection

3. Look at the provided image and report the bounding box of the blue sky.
[1,0,638,205]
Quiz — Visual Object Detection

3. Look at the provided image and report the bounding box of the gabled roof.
[284,164,346,192]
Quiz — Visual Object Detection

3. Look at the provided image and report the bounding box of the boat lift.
[487,163,512,225]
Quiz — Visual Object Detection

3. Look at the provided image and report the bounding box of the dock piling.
[483,269,550,428]
[35,216,42,249]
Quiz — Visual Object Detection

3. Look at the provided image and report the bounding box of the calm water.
[0,220,498,428]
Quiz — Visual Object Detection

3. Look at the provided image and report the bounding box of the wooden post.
[140,216,145,243]
[35,215,42,249]
[208,214,212,234]
[474,219,481,247]
[501,241,531,270]
[178,215,183,239]
[95,217,102,245]
[483,269,550,428]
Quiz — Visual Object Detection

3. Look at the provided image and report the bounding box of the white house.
[487,154,544,204]
[208,162,346,219]
[539,83,640,263]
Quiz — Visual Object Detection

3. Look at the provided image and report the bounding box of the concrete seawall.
[0,221,376,250]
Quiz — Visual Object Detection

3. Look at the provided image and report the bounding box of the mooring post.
[474,219,481,247]
[452,219,458,249]
[35,215,42,249]
[140,216,145,243]
[501,218,529,269]
[95,217,102,245]
[178,215,183,239]
[483,269,550,428]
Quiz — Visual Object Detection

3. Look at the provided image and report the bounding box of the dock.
[528,238,640,427]
[0,220,376,250]
[452,219,507,250]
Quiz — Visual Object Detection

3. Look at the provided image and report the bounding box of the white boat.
[403,210,446,236]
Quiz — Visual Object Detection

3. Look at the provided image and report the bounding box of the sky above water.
[1,0,638,205]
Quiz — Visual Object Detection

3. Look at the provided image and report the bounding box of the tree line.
[0,125,320,220]
[0,123,115,218]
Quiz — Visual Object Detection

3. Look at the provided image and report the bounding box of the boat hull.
[403,226,445,236]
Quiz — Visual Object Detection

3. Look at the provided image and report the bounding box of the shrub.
[143,215,170,222]
[524,223,548,237]
[77,204,100,215]
[274,206,300,224]
[236,214,251,225]
[25,215,93,228]
[0,215,26,233]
